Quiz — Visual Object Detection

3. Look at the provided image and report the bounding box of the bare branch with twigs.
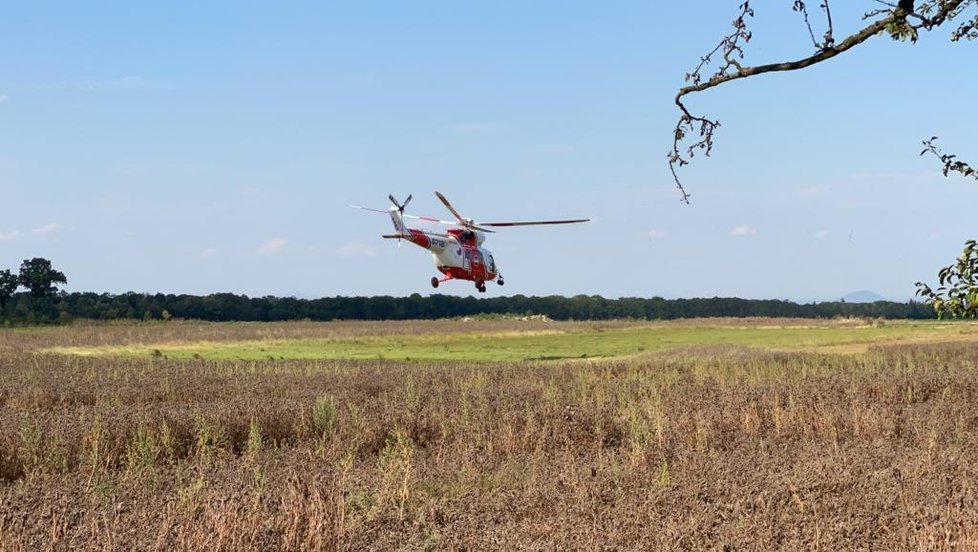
[668,0,971,202]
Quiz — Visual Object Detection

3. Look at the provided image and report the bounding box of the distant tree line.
[5,291,937,324]
[0,257,939,324]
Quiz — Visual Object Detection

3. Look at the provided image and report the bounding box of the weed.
[84,415,106,484]
[246,418,263,457]
[376,428,415,521]
[657,456,671,486]
[194,417,227,463]
[158,420,177,464]
[249,464,266,510]
[313,394,338,436]
[125,424,157,471]
[177,474,207,515]
[18,415,44,475]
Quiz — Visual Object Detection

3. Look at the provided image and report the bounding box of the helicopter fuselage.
[390,227,499,288]
[434,228,498,284]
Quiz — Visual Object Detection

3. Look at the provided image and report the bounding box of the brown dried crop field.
[3,319,978,550]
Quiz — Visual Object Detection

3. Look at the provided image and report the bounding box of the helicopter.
[353,192,589,292]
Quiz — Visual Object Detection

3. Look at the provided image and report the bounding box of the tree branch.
[678,18,891,98]
[668,0,969,202]
[921,138,977,180]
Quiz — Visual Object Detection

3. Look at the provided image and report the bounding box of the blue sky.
[1,2,974,301]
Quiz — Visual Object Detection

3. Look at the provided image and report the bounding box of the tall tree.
[670,1,977,316]
[18,258,68,298]
[0,269,18,312]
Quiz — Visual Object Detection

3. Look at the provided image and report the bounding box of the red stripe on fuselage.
[437,266,496,283]
[409,229,430,249]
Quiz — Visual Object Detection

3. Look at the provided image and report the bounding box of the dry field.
[2,319,978,550]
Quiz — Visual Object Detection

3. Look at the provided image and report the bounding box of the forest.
[0,257,938,323]
[0,289,935,324]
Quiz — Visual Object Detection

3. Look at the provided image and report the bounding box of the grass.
[5,318,978,549]
[43,319,978,362]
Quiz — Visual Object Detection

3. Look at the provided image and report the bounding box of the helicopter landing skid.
[430,275,453,288]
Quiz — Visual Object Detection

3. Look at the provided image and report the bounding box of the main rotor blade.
[434,191,465,223]
[351,205,391,214]
[402,214,457,225]
[481,219,590,227]
[383,231,452,239]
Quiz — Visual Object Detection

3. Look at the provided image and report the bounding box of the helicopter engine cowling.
[455,229,485,246]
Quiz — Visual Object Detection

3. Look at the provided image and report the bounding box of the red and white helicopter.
[354,192,588,292]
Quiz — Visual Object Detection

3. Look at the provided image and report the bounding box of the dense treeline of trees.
[1,290,936,324]
[0,257,937,323]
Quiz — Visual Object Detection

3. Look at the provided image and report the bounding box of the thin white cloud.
[0,230,19,242]
[336,242,377,258]
[850,170,943,185]
[0,95,8,104]
[450,122,505,134]
[346,73,379,85]
[648,229,668,239]
[257,238,287,255]
[730,225,757,237]
[34,223,66,235]
[80,76,149,92]
[814,230,829,239]
[199,248,217,260]
[30,76,156,93]
[927,231,941,242]
[792,185,829,197]
[111,163,154,176]
[106,76,148,90]
[531,145,573,154]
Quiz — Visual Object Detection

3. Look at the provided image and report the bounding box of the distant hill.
[842,290,887,303]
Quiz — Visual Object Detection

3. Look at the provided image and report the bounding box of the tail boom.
[381,229,447,251]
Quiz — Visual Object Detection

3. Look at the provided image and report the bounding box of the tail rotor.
[389,194,412,213]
